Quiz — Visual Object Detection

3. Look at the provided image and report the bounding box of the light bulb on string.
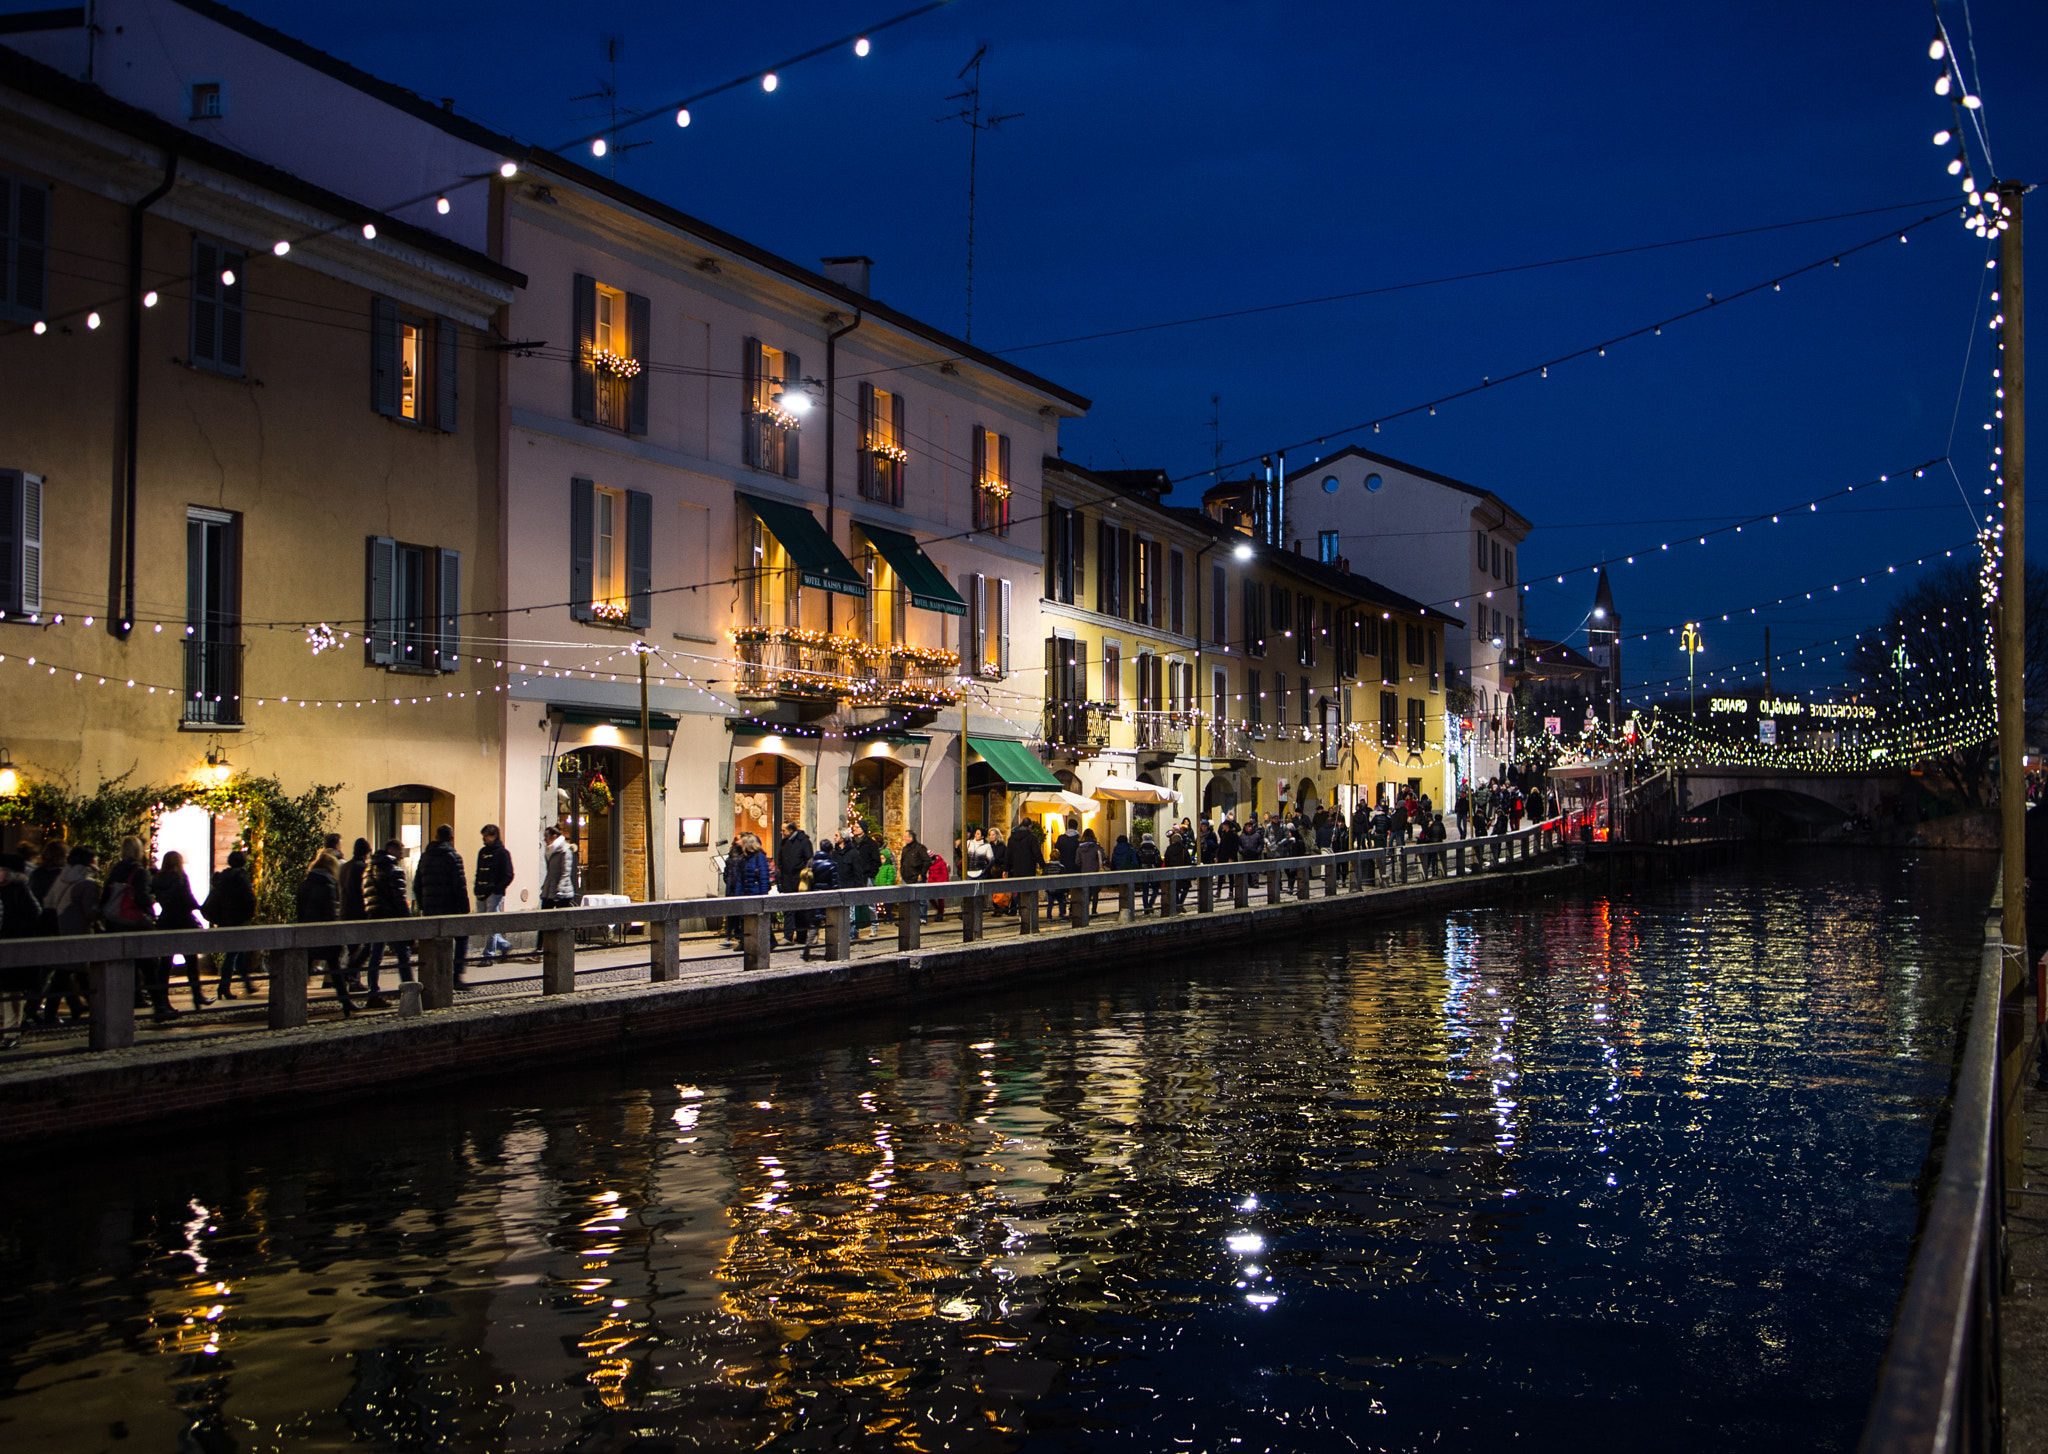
[1936,72,1951,95]
[592,137,607,157]
[676,107,691,127]
[855,36,871,56]
[362,223,377,239]
[436,197,450,214]
[762,72,778,92]
[272,239,290,256]
[499,161,518,178]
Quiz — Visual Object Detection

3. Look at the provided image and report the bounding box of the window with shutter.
[366,535,398,665]
[1170,550,1185,636]
[1248,669,1262,726]
[1211,563,1226,645]
[974,427,1011,535]
[962,572,983,674]
[437,318,459,432]
[1103,644,1120,710]
[0,468,43,615]
[371,298,399,416]
[997,578,1011,677]
[627,489,653,627]
[190,237,246,376]
[569,477,595,621]
[2,174,50,321]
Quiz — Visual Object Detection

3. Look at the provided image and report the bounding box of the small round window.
[1322,475,1340,494]
[1363,473,1383,492]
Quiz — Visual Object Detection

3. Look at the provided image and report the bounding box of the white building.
[1208,445,1532,789]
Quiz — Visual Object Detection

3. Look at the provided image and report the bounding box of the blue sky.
[200,0,2042,698]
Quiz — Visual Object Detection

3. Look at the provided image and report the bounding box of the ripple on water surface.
[0,848,1990,1452]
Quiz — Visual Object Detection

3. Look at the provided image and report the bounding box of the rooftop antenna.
[937,44,1020,343]
[1203,394,1226,488]
[572,34,651,178]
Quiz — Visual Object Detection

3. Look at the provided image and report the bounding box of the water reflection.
[0,848,1990,1451]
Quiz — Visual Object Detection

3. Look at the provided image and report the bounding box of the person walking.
[0,852,44,1048]
[413,825,472,986]
[474,825,515,965]
[1163,825,1193,908]
[100,836,169,1021]
[899,833,932,928]
[731,833,772,958]
[540,824,578,910]
[1075,828,1104,915]
[153,850,209,1011]
[296,849,353,1016]
[965,828,993,882]
[775,820,812,947]
[203,849,259,999]
[39,845,98,1024]
[362,839,413,1004]
[337,838,372,989]
[1135,832,1162,912]
[926,847,949,921]
[802,836,840,959]
[1331,813,1352,886]
[1218,815,1240,863]
[837,825,879,940]
[1455,786,1471,839]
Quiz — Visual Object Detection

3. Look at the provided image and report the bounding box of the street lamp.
[1680,623,1703,726]
[0,747,17,798]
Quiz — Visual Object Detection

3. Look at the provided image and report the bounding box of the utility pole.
[1995,179,2028,1159]
[937,46,1020,343]
[637,643,658,900]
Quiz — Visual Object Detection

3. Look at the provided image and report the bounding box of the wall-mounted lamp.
[204,746,233,786]
[0,747,17,797]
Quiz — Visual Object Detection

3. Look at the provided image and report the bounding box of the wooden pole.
[639,646,659,901]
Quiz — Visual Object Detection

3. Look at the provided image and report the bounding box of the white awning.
[1092,776,1183,805]
[1018,789,1099,814]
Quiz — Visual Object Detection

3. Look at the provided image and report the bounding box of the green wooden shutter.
[366,535,398,665]
[370,298,399,416]
[436,317,459,432]
[569,477,594,621]
[573,274,597,421]
[627,489,653,628]
[627,292,650,435]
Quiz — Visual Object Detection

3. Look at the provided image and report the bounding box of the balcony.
[1133,711,1190,753]
[1043,700,1112,756]
[182,639,244,726]
[730,630,960,725]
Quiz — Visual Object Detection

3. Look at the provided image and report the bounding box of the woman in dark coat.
[153,850,209,1010]
[101,836,170,1021]
[296,851,354,1016]
[202,851,259,997]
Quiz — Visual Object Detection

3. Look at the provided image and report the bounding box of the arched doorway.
[734,752,802,852]
[1203,776,1237,821]
[368,784,454,885]
[1296,777,1321,816]
[558,749,631,896]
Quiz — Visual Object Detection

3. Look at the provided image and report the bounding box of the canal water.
[0,848,1992,1452]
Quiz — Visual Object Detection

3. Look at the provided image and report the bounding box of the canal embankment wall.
[0,859,1592,1148]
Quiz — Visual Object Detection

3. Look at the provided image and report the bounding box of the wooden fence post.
[421,939,456,1010]
[961,894,984,943]
[743,913,772,972]
[88,961,135,1049]
[541,928,576,994]
[898,899,923,951]
[651,917,680,982]
[266,949,309,1029]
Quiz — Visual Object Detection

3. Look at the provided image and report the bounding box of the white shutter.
[998,578,1012,677]
[17,471,41,614]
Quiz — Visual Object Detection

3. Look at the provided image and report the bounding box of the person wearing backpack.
[101,836,173,1021]
[1136,832,1162,912]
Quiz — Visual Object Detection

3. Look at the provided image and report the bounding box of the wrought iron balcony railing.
[182,639,244,726]
[1043,700,1112,754]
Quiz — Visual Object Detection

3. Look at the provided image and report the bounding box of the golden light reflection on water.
[0,849,1996,1451]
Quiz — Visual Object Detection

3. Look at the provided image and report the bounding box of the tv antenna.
[937,44,1020,342]
[572,34,653,178]
[1203,394,1227,487]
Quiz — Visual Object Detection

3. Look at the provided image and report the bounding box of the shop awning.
[968,736,1063,791]
[739,492,867,597]
[1093,775,1183,805]
[1020,789,1100,815]
[855,522,967,616]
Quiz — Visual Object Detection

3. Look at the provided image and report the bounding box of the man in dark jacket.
[296,852,354,1016]
[474,824,515,964]
[204,849,261,998]
[776,821,813,892]
[362,838,413,1001]
[1217,816,1240,863]
[339,838,372,984]
[898,833,931,927]
[414,824,472,984]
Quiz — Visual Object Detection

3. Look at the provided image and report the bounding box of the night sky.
[180,0,2045,700]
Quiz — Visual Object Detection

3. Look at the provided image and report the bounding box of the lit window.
[595,486,624,612]
[399,322,421,419]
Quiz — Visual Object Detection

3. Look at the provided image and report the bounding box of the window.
[186,509,241,724]
[973,426,1011,535]
[743,513,802,632]
[189,81,223,118]
[0,469,43,615]
[1379,690,1398,748]
[366,536,461,673]
[1428,628,1439,691]
[1407,698,1425,752]
[1169,549,1185,635]
[1319,530,1340,564]
[1381,622,1398,685]
[1131,537,1155,626]
[1338,607,1358,679]
[1243,584,1266,658]
[1248,669,1262,726]
[1364,473,1383,492]
[573,276,651,436]
[1319,698,1339,770]
[1211,563,1227,645]
[568,477,652,627]
[1045,504,1083,604]
[1103,643,1121,709]
[1299,678,1311,727]
[1096,518,1124,617]
[1407,623,1424,666]
[1275,673,1288,729]
[0,172,48,323]
[1506,548,1516,586]
[190,236,245,376]
[859,532,906,647]
[960,573,1011,678]
[1213,667,1226,732]
[371,299,457,430]
[1270,584,1291,644]
[1492,540,1502,580]
[1476,530,1487,570]
[1297,593,1314,668]
[859,383,906,505]
[1359,614,1379,660]
[1135,650,1156,736]
[1048,636,1086,703]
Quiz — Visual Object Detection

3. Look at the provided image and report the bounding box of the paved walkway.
[1,872,1395,1066]
[2008,1044,2048,1451]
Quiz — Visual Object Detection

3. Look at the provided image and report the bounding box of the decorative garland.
[590,349,641,378]
[871,441,909,465]
[754,403,803,432]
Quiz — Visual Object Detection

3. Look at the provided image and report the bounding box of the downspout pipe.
[118,150,177,639]
[822,309,861,634]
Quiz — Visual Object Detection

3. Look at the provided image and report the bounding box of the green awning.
[968,736,1063,790]
[856,522,967,616]
[739,492,867,598]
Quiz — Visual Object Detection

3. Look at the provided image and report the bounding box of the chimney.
[821,256,872,296]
